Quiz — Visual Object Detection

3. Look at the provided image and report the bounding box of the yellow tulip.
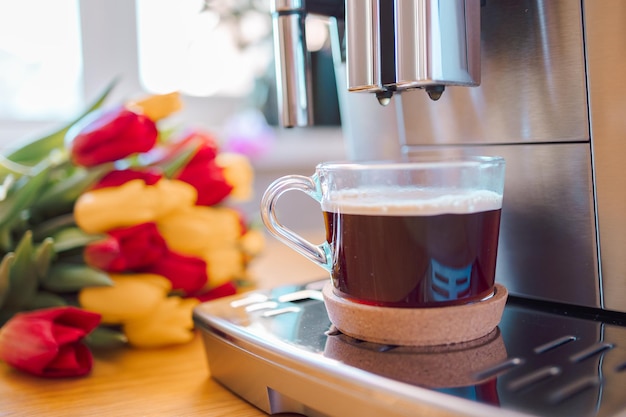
[204,247,244,288]
[157,205,242,258]
[74,180,158,234]
[126,91,183,122]
[152,179,197,219]
[216,153,254,201]
[78,273,171,325]
[74,178,196,234]
[240,229,266,257]
[123,296,199,348]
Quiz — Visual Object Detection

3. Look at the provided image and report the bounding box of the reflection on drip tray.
[324,328,506,391]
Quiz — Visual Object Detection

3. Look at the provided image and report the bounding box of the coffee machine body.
[272,0,626,313]
[395,0,599,310]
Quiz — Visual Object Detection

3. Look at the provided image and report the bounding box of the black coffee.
[322,189,502,308]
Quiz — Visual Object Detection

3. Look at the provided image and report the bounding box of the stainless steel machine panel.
[398,0,588,146]
[405,143,600,307]
[395,0,626,312]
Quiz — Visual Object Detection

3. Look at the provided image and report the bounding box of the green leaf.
[34,238,55,281]
[162,144,198,178]
[2,80,118,169]
[0,227,12,253]
[52,227,103,253]
[24,291,68,309]
[0,310,18,327]
[85,326,128,349]
[31,163,113,217]
[31,214,76,242]
[0,252,15,310]
[4,231,39,310]
[0,165,51,232]
[42,263,113,292]
[52,252,86,264]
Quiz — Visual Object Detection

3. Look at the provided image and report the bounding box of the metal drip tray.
[193,280,626,417]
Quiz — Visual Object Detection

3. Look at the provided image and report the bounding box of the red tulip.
[144,129,219,169]
[175,149,233,206]
[84,223,168,272]
[139,250,208,295]
[172,130,219,162]
[67,105,158,167]
[91,168,163,191]
[191,281,238,302]
[0,307,101,378]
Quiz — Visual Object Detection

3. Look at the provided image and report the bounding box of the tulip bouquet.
[0,85,264,378]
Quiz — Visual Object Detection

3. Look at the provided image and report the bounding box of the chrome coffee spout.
[271,0,311,127]
[270,0,481,127]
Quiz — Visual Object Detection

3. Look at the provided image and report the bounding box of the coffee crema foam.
[321,188,502,216]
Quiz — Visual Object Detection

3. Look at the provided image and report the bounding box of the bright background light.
[0,0,83,119]
[136,0,273,97]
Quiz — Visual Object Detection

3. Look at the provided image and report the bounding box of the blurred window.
[136,0,273,97]
[0,0,83,119]
[0,0,338,145]
[0,0,273,144]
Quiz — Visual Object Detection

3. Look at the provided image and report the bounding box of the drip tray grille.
[327,306,626,417]
[193,281,626,417]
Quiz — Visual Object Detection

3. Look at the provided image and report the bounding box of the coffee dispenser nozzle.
[271,0,481,127]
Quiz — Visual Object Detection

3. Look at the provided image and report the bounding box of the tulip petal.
[84,238,124,271]
[153,179,197,219]
[239,229,266,257]
[0,317,59,375]
[78,274,171,324]
[74,180,159,234]
[139,250,208,294]
[216,153,254,201]
[204,247,244,288]
[91,168,163,190]
[173,136,234,206]
[157,206,242,257]
[85,223,168,272]
[191,281,238,302]
[0,307,100,378]
[123,296,198,348]
[48,345,80,371]
[127,91,182,121]
[26,306,101,334]
[44,343,93,377]
[68,106,158,167]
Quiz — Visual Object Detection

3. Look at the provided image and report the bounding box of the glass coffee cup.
[261,157,506,310]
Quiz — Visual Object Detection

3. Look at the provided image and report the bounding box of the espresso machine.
[194,1,626,416]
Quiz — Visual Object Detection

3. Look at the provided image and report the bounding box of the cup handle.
[261,174,332,272]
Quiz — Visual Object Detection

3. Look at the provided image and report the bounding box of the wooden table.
[0,231,328,416]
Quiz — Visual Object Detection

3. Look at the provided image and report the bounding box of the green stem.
[0,227,12,253]
[0,155,38,177]
[31,214,77,241]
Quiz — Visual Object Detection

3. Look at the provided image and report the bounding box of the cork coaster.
[323,283,508,346]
